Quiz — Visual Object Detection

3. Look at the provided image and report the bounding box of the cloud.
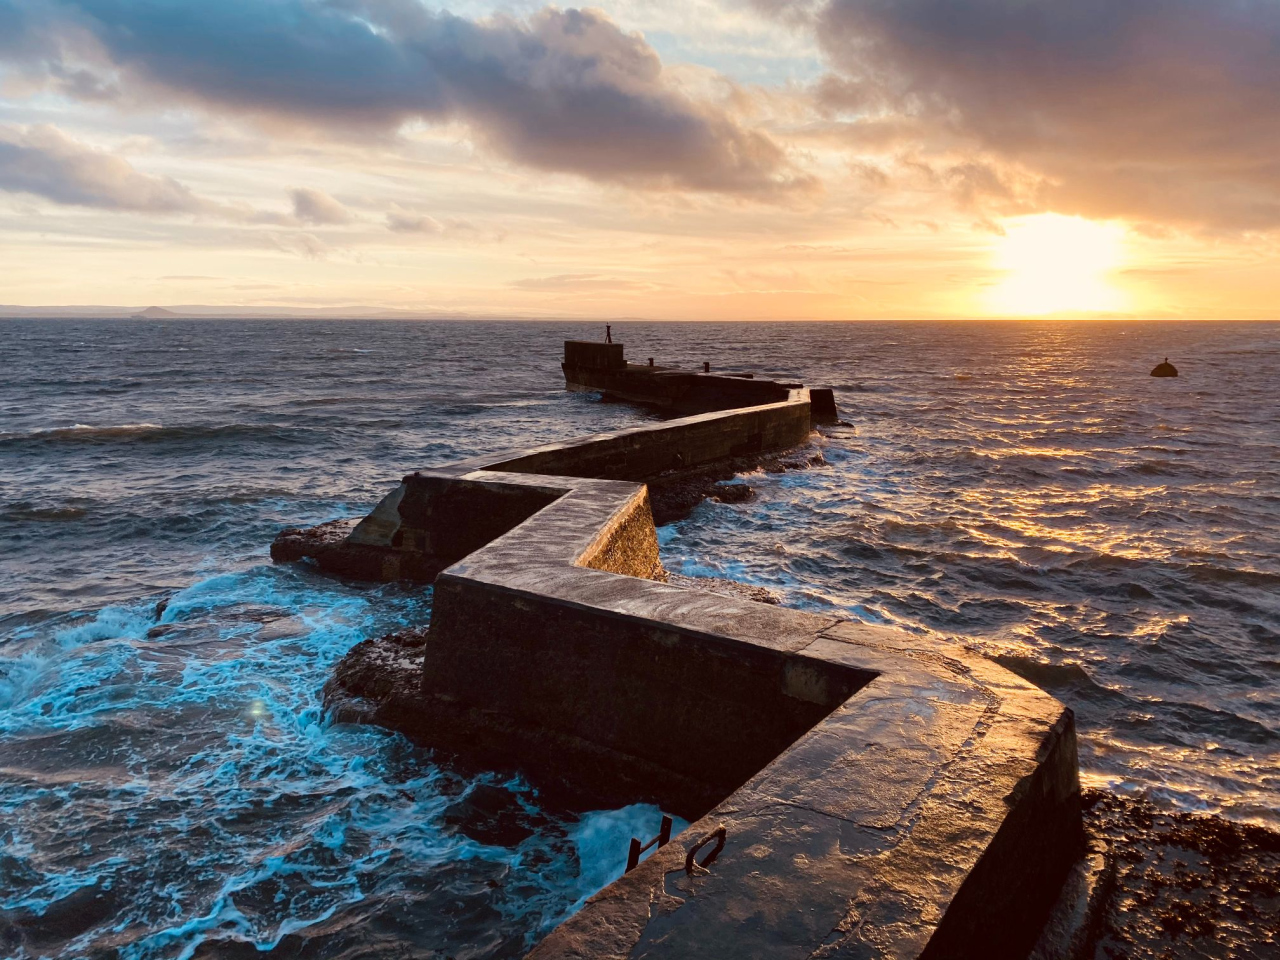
[805,0,1280,230]
[0,123,209,212]
[0,124,343,233]
[264,230,331,259]
[291,187,350,225]
[386,209,444,234]
[384,204,498,240]
[1,0,803,194]
[510,273,655,292]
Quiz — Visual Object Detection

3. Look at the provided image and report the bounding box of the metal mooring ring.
[684,826,727,875]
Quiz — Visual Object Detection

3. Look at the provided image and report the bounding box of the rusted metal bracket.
[684,826,727,876]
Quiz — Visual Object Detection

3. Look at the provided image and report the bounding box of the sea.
[1,317,1277,958]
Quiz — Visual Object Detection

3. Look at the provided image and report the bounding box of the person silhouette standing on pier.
[606,324,613,343]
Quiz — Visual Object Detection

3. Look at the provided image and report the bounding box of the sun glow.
[988,214,1127,316]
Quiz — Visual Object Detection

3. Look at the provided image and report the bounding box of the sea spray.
[3,316,1277,956]
[1,561,682,958]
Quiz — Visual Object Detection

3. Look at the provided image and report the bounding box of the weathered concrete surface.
[476,393,813,483]
[318,463,1081,959]
[564,340,626,372]
[280,343,1082,959]
[662,572,780,605]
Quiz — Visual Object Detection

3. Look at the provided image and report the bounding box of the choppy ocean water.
[1,318,1277,957]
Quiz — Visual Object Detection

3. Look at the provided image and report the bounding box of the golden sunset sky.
[1,0,1277,319]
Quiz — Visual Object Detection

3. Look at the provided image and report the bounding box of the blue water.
[1,318,1278,957]
[0,320,675,959]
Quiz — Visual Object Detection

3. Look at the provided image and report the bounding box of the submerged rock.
[443,783,551,847]
[1150,358,1179,377]
[647,443,826,526]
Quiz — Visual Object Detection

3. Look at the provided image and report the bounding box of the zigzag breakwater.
[276,340,1084,960]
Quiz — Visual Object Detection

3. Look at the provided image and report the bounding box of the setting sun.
[989,214,1127,316]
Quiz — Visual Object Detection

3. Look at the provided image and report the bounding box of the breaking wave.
[0,422,311,448]
[0,566,685,958]
[3,316,1278,957]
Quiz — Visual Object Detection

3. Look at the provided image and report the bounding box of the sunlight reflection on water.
[0,318,1277,960]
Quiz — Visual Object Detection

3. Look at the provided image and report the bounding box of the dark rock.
[647,443,826,525]
[647,473,725,526]
[1151,358,1179,377]
[270,517,358,564]
[1070,789,1280,959]
[1029,848,1114,960]
[710,482,753,504]
[442,783,547,847]
[322,625,427,725]
[270,517,401,581]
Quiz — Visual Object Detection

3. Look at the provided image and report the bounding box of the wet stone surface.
[443,783,556,848]
[269,517,358,565]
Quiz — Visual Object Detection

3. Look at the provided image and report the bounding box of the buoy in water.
[1150,357,1178,377]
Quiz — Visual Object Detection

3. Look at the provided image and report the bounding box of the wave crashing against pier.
[275,340,1083,960]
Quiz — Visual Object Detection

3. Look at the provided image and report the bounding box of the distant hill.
[0,304,576,321]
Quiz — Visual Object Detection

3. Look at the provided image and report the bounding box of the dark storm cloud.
[0,0,798,193]
[808,0,1280,229]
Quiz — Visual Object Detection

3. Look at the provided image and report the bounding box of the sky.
[1,0,1278,320]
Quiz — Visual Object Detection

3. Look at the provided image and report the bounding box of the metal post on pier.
[626,815,674,872]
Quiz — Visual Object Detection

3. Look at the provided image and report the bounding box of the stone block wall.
[564,340,626,370]
[484,395,812,482]
[275,350,1083,959]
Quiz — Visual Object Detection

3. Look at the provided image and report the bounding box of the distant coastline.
[3,308,1277,323]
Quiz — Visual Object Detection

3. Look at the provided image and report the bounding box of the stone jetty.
[273,340,1084,960]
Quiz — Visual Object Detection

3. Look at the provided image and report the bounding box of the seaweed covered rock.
[268,517,394,580]
[322,626,427,725]
[1078,790,1279,959]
